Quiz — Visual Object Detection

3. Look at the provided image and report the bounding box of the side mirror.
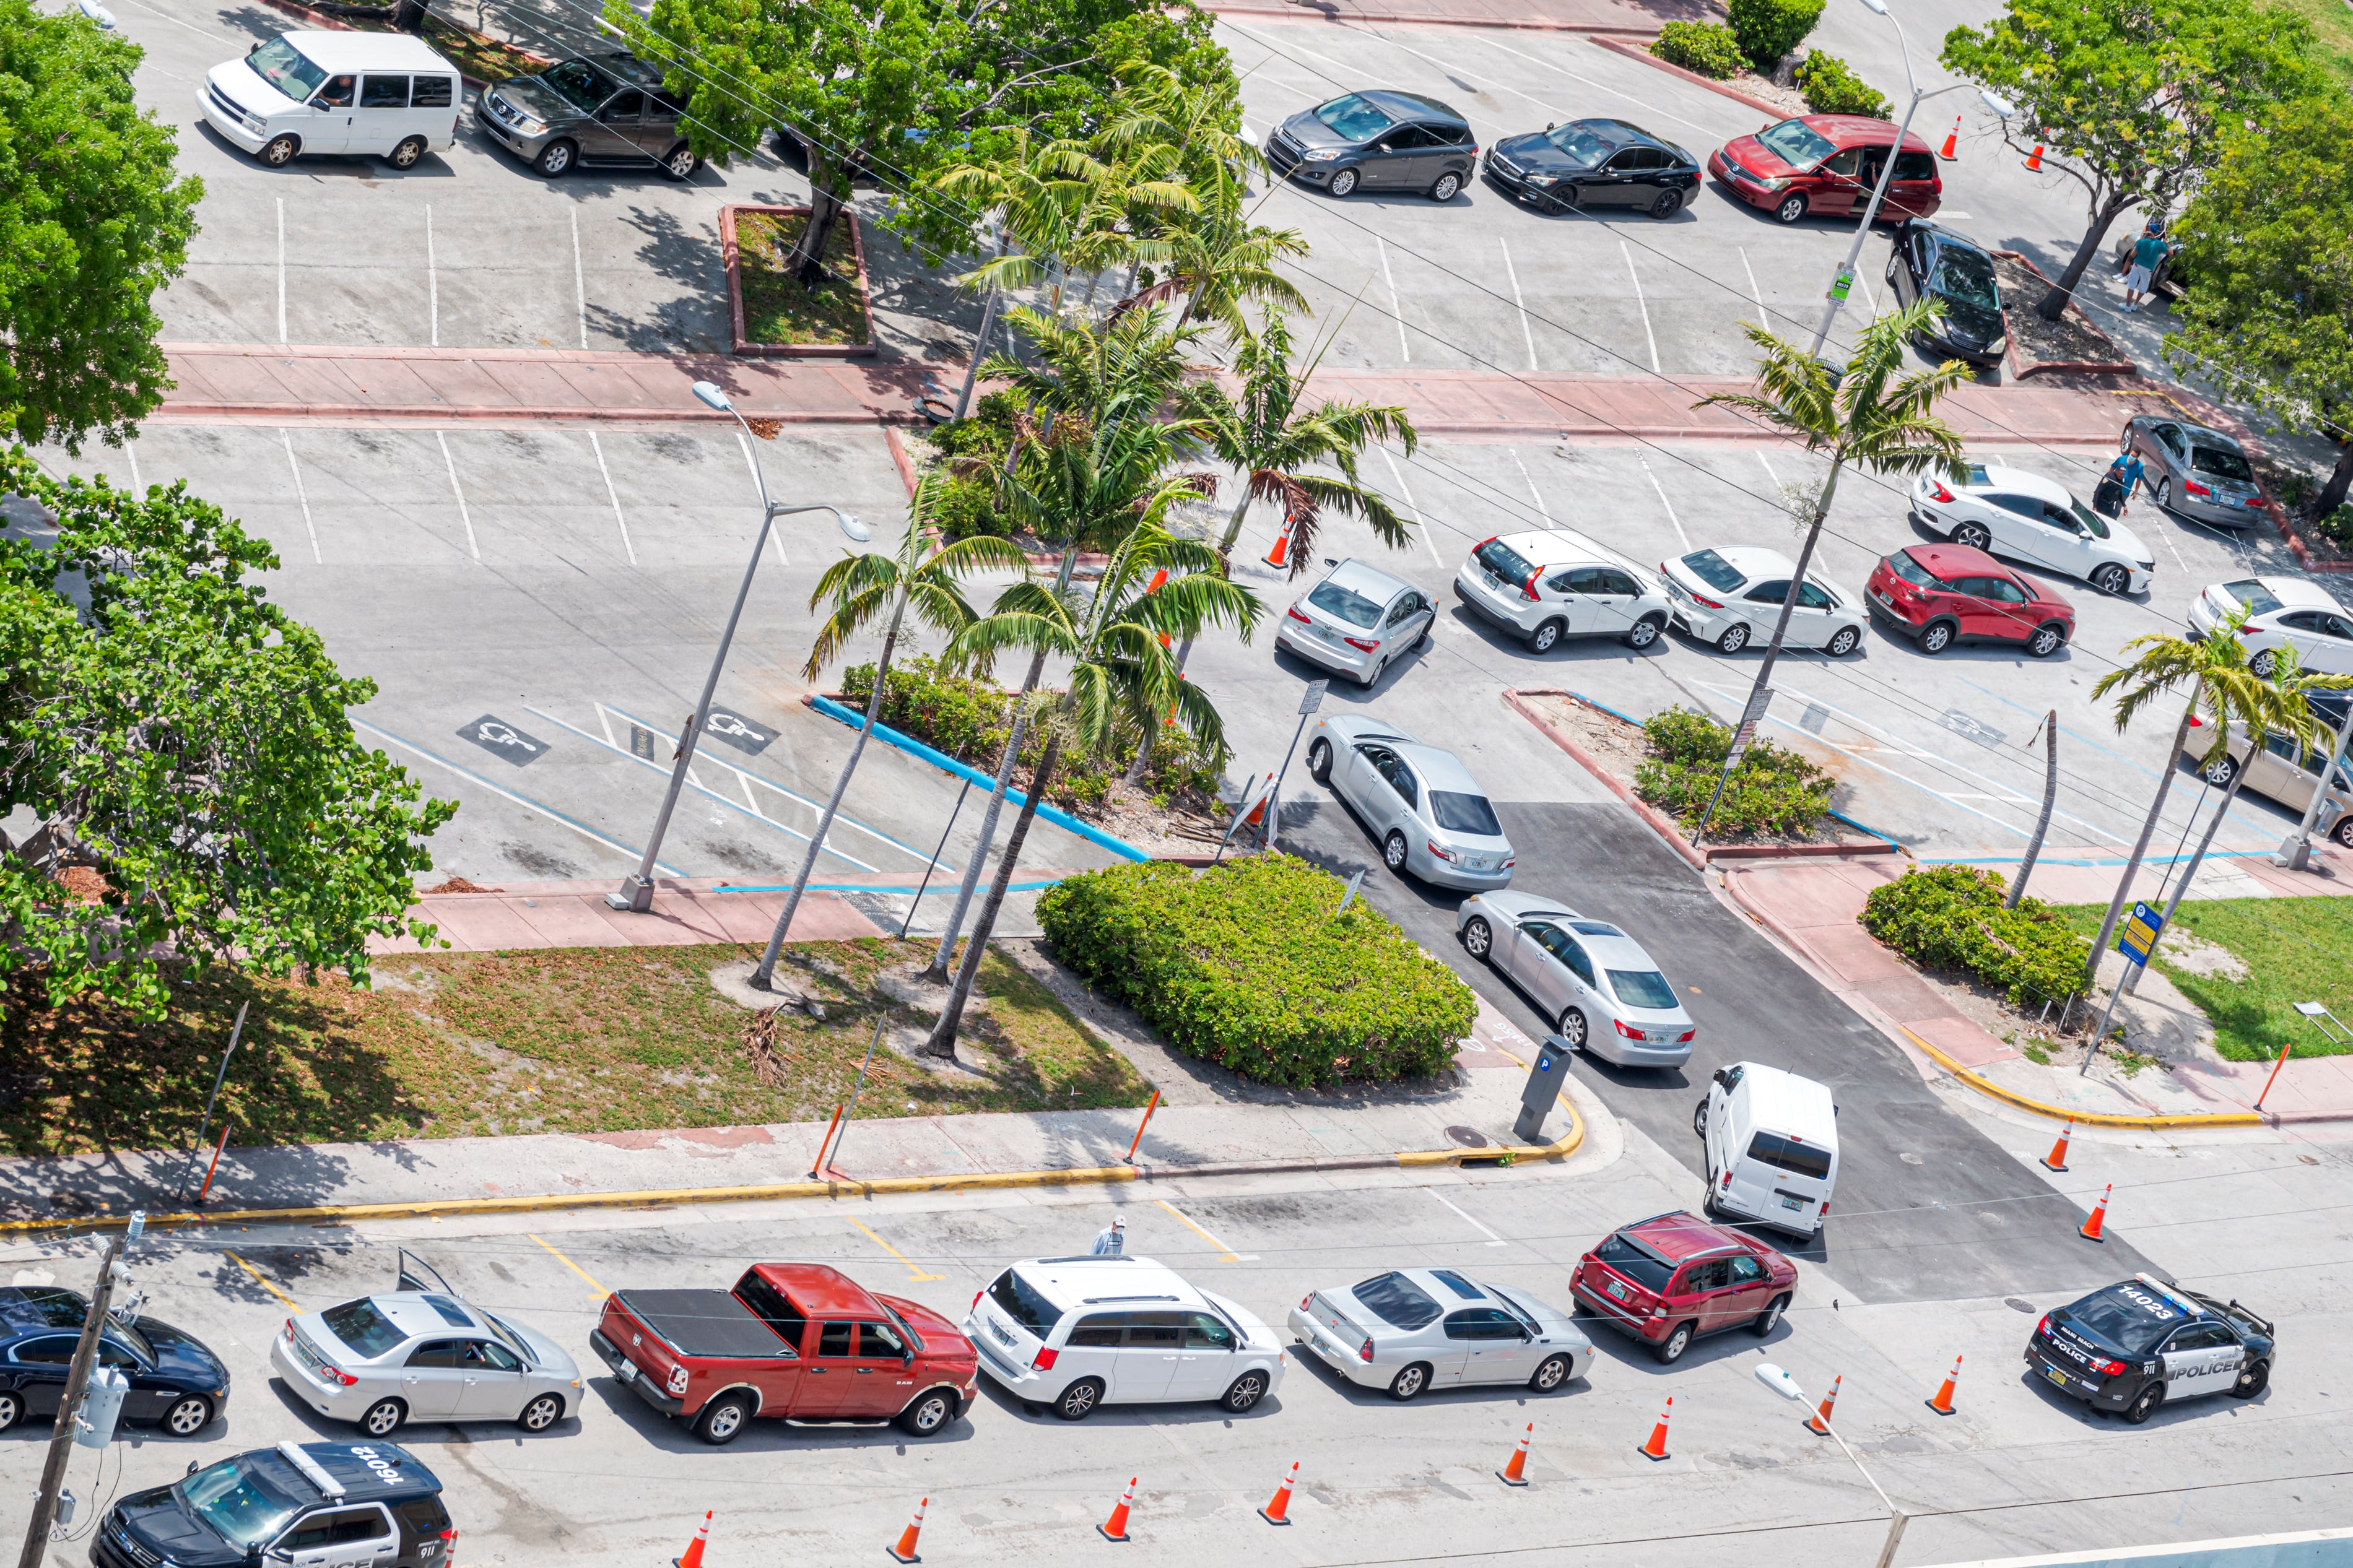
[1711,1067,1728,1088]
[1545,122,1555,131]
[186,1460,200,1477]
[901,1350,913,1366]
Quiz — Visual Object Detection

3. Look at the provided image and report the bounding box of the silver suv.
[477,53,698,180]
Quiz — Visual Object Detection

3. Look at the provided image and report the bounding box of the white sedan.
[1910,461,2154,596]
[2189,576,2353,677]
[1658,546,1865,656]
[271,1283,582,1436]
[1456,890,1695,1066]
[1288,1268,1593,1400]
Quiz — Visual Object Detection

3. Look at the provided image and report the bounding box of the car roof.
[1905,542,2007,579]
[1473,890,1578,923]
[1695,545,1794,580]
[1912,221,1990,256]
[1972,464,2069,504]
[1399,1267,1500,1306]
[1495,529,1658,584]
[1729,1061,1837,1135]
[1393,743,1485,794]
[2241,574,2341,612]
[1325,713,1418,747]
[1620,1211,1752,1263]
[746,1263,882,1320]
[1580,931,1662,971]
[1012,1255,1199,1312]
[1323,557,1416,599]
[273,30,458,73]
[2175,421,2244,451]
[2072,1275,2217,1330]
[1591,119,1692,160]
[1796,113,1935,154]
[1367,89,1466,124]
[258,1442,442,1504]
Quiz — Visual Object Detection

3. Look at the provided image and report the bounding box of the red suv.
[1708,115,1941,226]
[1571,1211,1798,1364]
[1867,542,2074,658]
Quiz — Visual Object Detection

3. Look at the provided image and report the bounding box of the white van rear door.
[357,71,414,152]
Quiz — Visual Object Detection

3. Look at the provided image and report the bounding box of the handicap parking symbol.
[456,714,549,766]
[702,706,775,756]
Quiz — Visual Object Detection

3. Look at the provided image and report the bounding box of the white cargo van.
[199,32,462,170]
[1694,1061,1838,1238]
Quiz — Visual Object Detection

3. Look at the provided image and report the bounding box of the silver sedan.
[1457,890,1695,1067]
[1304,714,1515,890]
[1287,1268,1593,1400]
[271,1288,583,1436]
[1274,557,1438,687]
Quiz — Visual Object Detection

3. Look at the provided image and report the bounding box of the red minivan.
[1708,115,1942,225]
[1570,1211,1799,1364]
[1866,542,2074,658]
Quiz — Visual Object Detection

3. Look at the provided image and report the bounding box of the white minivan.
[199,32,463,170]
[963,1255,1285,1421]
[1694,1061,1838,1238]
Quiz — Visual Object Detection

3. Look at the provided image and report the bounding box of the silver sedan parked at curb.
[1305,714,1515,889]
[1457,890,1695,1065]
[1288,1268,1593,1400]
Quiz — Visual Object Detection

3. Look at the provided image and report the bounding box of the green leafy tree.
[0,450,454,1022]
[0,0,202,448]
[1941,0,2323,323]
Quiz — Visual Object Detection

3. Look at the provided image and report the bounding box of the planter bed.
[722,205,878,358]
[1991,251,2135,378]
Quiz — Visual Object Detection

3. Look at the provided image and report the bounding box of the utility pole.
[19,1220,136,1568]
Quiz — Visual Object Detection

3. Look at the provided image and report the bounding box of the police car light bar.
[2134,1272,2200,1316]
[276,1443,346,1501]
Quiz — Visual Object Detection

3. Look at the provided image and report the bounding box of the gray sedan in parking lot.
[1456,890,1695,1063]
[1289,1268,1593,1400]
[2123,416,2268,529]
[1275,557,1438,687]
[1304,714,1514,888]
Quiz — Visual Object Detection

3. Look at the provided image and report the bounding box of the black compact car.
[476,53,698,180]
[1482,118,1701,219]
[97,1442,453,1568]
[1266,90,1476,202]
[1885,219,2007,365]
[0,1286,228,1437]
[2027,1273,2273,1424]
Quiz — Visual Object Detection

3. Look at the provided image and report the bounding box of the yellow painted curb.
[1900,1026,2264,1130]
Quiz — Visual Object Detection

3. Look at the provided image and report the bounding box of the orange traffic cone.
[1263,530,1290,570]
[1804,1374,1842,1435]
[1497,1422,1533,1486]
[2081,1183,2112,1242]
[2041,1118,2074,1172]
[674,1511,713,1568]
[1260,1460,1300,1523]
[1145,568,1168,594]
[887,1497,927,1564]
[1938,113,1960,160]
[1098,1478,1136,1543]
[2025,142,2045,171]
[1638,1398,1671,1462]
[1926,1354,1962,1416]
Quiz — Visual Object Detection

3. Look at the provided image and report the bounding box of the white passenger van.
[1694,1060,1839,1238]
[199,32,463,170]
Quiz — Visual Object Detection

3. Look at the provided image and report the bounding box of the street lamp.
[2272,697,2353,870]
[1755,1364,1910,1568]
[606,380,864,913]
[1806,0,2017,360]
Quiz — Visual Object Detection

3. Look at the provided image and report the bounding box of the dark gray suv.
[1266,90,1476,202]
[477,53,698,179]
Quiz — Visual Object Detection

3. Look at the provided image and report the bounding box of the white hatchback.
[1453,530,1672,653]
[2188,576,2353,677]
[199,32,463,171]
[1910,461,2154,596]
[1659,546,1865,656]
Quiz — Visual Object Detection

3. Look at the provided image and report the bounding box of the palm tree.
[747,479,1027,993]
[923,516,1262,1056]
[1688,300,1972,834]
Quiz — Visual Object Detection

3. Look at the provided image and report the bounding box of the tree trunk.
[2315,440,2353,521]
[788,169,848,287]
[925,650,1045,980]
[926,729,1063,1055]
[2037,196,2133,324]
[2122,749,2251,995]
[2007,710,2059,909]
[1122,724,1155,786]
[2081,699,2199,995]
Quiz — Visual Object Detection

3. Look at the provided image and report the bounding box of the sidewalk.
[371,877,886,956]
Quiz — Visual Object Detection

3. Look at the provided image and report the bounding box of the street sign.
[1721,687,1776,773]
[1298,680,1328,716]
[2118,901,2165,966]
[456,714,547,766]
[1829,267,1855,302]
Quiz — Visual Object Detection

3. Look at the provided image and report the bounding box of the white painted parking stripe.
[1621,240,1661,374]
[588,431,636,566]
[1740,246,1766,327]
[1500,237,1537,373]
[437,431,481,561]
[125,440,141,498]
[425,205,440,347]
[1377,443,1439,565]
[1509,448,1549,522]
[275,197,287,345]
[736,433,789,564]
[280,430,320,564]
[1429,1189,1508,1246]
[1640,456,1689,550]
[1377,238,1409,364]
[570,206,588,349]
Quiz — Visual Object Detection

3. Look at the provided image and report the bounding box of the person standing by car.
[2094,443,2146,519]
[1092,1215,1127,1256]
[2121,222,2174,312]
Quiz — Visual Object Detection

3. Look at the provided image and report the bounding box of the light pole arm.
[1805,72,1977,360]
[1817,1415,1898,1517]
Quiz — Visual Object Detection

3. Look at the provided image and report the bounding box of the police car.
[2026,1273,2274,1424]
[95,1441,454,1568]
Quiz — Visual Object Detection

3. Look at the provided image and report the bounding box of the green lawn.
[2266,0,2353,86]
[2059,897,2353,1062]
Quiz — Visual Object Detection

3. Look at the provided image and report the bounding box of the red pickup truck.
[589,1263,977,1445]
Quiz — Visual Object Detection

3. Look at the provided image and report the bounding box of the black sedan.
[2026,1273,2273,1424]
[1482,118,1700,219]
[0,1285,230,1437]
[1885,219,2007,365]
[1266,90,1477,202]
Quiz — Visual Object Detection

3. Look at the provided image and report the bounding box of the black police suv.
[1266,90,1477,203]
[2027,1273,2273,1424]
[97,1442,453,1568]
[0,1285,228,1438]
[1483,118,1701,219]
[1885,219,2007,365]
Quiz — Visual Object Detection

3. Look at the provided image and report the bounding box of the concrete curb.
[1588,35,1790,120]
[1895,1024,2264,1131]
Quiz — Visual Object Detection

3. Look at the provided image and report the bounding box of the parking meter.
[1513,1037,1575,1143]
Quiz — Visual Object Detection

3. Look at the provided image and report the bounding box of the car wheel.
[1463,916,1494,961]
[1430,171,1461,202]
[2121,1382,2163,1424]
[1752,1294,1790,1336]
[1826,626,1860,657]
[361,1398,406,1437]
[1626,615,1664,650]
[1307,737,1333,783]
[1329,167,1359,197]
[2229,1359,2269,1400]
[1557,1007,1587,1048]
[535,139,575,178]
[2203,754,2239,788]
[1383,831,1409,873]
[2092,563,2130,596]
[1650,188,1682,219]
[2028,623,2067,659]
[1885,254,1899,285]
[2335,816,2353,849]
[162,1395,214,1437]
[1053,1379,1104,1421]
[896,1388,957,1436]
[260,134,300,168]
[1357,654,1382,688]
[1920,620,1955,655]
[1529,618,1565,654]
[1773,193,1806,224]
[1529,1354,1572,1392]
[1716,622,1751,654]
[2249,648,2279,677]
[661,142,700,180]
[0,1391,17,1433]
[1387,1362,1430,1401]
[1692,1096,1710,1137]
[2157,477,2173,511]
[386,134,427,171]
[1222,1371,1269,1413]
[1952,521,1993,551]
[1653,1322,1695,1365]
[516,1393,563,1433]
[696,1393,752,1444]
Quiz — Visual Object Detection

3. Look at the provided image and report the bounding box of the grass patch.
[0,940,1150,1158]
[735,210,870,347]
[2056,897,2353,1062]
[2265,0,2353,87]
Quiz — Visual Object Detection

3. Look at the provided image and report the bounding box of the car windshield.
[986,1269,1058,1335]
[540,58,616,113]
[1429,790,1502,836]
[1931,246,1999,311]
[1307,579,1384,628]
[1757,119,1836,168]
[320,1299,406,1360]
[248,37,328,102]
[2191,444,2254,482]
[2065,1293,2175,1355]
[2224,578,2283,616]
[2067,496,2112,540]
[1350,1271,1441,1330]
[177,1458,304,1551]
[1544,125,1613,165]
[1889,552,1941,589]
[1314,93,1393,141]
[105,1322,154,1362]
[1679,548,1747,592]
[1607,969,1679,1010]
[482,1314,533,1364]
[1594,1233,1674,1292]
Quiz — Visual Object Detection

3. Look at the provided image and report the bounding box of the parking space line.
[1376,239,1409,363]
[1500,238,1537,373]
[1153,1199,1256,1262]
[276,197,287,344]
[280,431,321,564]
[528,1233,609,1297]
[1739,246,1766,326]
[1462,32,1733,141]
[1620,240,1660,375]
[225,1251,298,1310]
[426,205,439,347]
[1508,448,1549,521]
[1376,444,1440,565]
[735,433,789,563]
[1639,457,1689,550]
[570,206,587,349]
[587,431,636,566]
[437,432,481,561]
[1427,1190,1508,1247]
[845,1217,946,1283]
[126,440,142,498]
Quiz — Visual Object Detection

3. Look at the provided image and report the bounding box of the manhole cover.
[2004,1296,2036,1313]
[1445,1125,1491,1148]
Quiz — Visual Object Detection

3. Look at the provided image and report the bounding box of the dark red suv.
[1708,115,1941,226]
[1866,542,2074,658]
[1570,1211,1798,1364]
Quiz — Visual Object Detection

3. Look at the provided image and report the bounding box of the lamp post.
[2272,697,2353,871]
[606,380,866,914]
[1806,0,2016,360]
[1755,1364,1909,1568]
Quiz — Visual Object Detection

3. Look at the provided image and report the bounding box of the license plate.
[1484,571,1502,590]
[1781,1195,1805,1211]
[615,1358,637,1384]
[1458,855,1492,872]
[1606,1280,1630,1302]
[1872,588,1894,606]
[2042,1365,2070,1389]
[989,1321,1017,1348]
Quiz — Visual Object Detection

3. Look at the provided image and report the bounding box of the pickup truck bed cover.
[612,1289,795,1359]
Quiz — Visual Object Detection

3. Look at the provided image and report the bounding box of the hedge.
[1651,21,1745,79]
[1037,857,1477,1088]
[1726,0,1822,71]
[1859,865,2089,1007]
[1793,50,1890,118]
[1633,706,1834,838]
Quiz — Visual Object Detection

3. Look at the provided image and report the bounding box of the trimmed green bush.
[1651,21,1746,79]
[1633,706,1834,838]
[1726,0,1822,70]
[1793,50,1890,118]
[1861,865,2089,1007]
[1037,857,1477,1088]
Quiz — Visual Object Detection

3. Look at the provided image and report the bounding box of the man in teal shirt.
[2123,221,2174,312]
